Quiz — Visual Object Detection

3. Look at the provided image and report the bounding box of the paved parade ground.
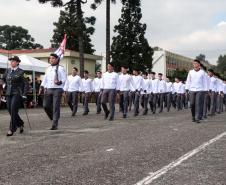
[0,104,226,185]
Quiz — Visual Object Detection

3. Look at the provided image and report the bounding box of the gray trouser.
[165,92,172,111]
[43,88,63,126]
[94,92,102,113]
[6,94,24,132]
[176,93,182,110]
[159,93,165,112]
[203,92,210,117]
[128,91,135,110]
[216,93,224,113]
[149,93,158,113]
[101,89,116,118]
[67,91,79,115]
[210,92,217,115]
[189,91,204,120]
[82,92,91,113]
[134,91,140,114]
[140,94,148,113]
[119,91,129,115]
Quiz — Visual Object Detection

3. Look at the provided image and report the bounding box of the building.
[152,48,213,77]
[0,48,102,76]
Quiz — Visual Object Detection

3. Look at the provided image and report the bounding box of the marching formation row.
[2,54,225,136]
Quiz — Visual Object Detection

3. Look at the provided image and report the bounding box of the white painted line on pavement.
[135,131,226,185]
[106,148,114,152]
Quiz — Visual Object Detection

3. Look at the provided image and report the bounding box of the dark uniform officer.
[2,56,28,136]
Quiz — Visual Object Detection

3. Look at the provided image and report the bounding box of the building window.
[71,60,75,64]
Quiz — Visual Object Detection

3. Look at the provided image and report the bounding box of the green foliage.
[51,1,96,54]
[111,0,153,73]
[216,54,226,79]
[171,69,188,82]
[0,25,43,50]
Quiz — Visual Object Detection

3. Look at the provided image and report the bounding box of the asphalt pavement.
[0,104,226,185]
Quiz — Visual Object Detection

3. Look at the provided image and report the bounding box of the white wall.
[152,51,166,77]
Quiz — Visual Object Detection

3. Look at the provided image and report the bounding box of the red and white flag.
[54,34,67,60]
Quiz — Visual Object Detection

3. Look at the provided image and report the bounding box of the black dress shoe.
[192,118,196,122]
[123,114,127,118]
[50,126,58,130]
[20,125,24,134]
[82,112,88,116]
[104,111,110,120]
[6,131,14,137]
[109,117,114,121]
[196,120,201,124]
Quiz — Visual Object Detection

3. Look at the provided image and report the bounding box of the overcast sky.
[1,0,226,64]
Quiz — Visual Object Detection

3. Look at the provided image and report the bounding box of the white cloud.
[0,0,226,64]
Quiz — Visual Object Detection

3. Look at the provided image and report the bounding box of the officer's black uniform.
[3,59,28,134]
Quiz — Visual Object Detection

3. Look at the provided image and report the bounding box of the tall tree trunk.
[77,0,85,77]
[106,0,111,70]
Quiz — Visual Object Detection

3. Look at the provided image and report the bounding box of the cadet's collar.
[11,66,18,71]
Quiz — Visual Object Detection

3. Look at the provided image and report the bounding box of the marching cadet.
[140,72,151,115]
[223,80,226,111]
[81,70,93,115]
[203,71,211,119]
[93,71,102,114]
[207,69,217,116]
[63,67,83,117]
[100,63,119,121]
[216,75,224,114]
[165,78,173,112]
[180,81,187,110]
[185,59,207,123]
[3,56,28,136]
[117,66,134,118]
[39,53,66,130]
[158,73,166,113]
[128,73,135,111]
[173,77,183,111]
[132,69,143,116]
[149,72,159,114]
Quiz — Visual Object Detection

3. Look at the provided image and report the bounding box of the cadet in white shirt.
[149,72,159,114]
[81,70,93,115]
[165,78,173,112]
[172,77,183,111]
[140,72,151,115]
[207,69,218,116]
[132,69,143,116]
[93,71,102,114]
[158,73,166,113]
[216,75,224,114]
[185,59,207,123]
[223,80,226,111]
[100,63,119,121]
[39,53,66,130]
[117,66,133,118]
[63,67,82,117]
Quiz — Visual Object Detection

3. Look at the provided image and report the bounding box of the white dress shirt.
[185,69,207,91]
[132,75,143,91]
[117,73,134,91]
[151,78,159,93]
[158,79,166,93]
[223,83,226,94]
[173,82,183,94]
[41,65,66,89]
[166,82,173,93]
[82,78,93,93]
[93,77,102,92]
[216,79,223,93]
[209,76,217,92]
[63,75,82,92]
[100,71,119,90]
[141,78,151,94]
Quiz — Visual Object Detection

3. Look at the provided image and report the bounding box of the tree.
[171,69,188,82]
[216,54,226,78]
[110,0,153,72]
[196,54,209,64]
[51,2,96,54]
[91,0,116,69]
[0,25,43,50]
[30,0,89,77]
